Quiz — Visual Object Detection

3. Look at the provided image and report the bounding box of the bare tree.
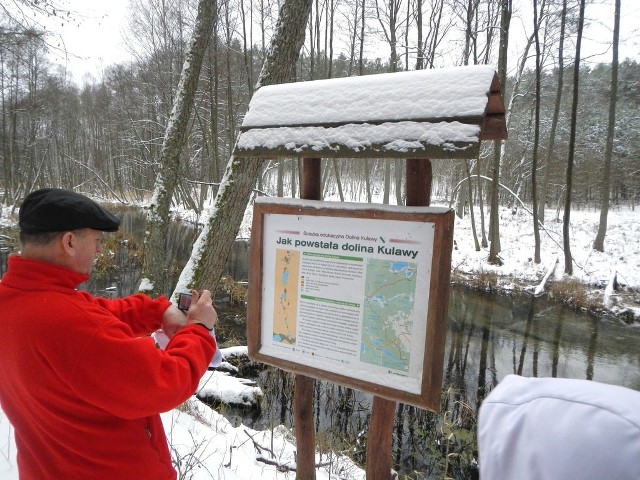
[374,0,405,72]
[488,0,511,264]
[140,0,217,294]
[531,0,544,264]
[178,0,314,293]
[593,0,620,252]
[465,159,481,251]
[564,0,586,275]
[415,0,451,69]
[538,0,567,224]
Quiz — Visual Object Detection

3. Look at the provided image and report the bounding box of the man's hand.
[161,305,188,339]
[186,289,217,331]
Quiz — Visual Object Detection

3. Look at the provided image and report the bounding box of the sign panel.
[247,198,454,410]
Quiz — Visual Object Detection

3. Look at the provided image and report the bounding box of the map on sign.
[272,249,300,345]
[361,260,417,372]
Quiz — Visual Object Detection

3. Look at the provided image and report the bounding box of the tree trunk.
[277,160,284,197]
[383,160,391,204]
[564,0,586,275]
[395,159,403,205]
[593,0,620,252]
[477,159,488,247]
[466,159,481,251]
[359,0,366,75]
[531,0,543,264]
[416,0,424,70]
[175,0,314,296]
[538,0,567,224]
[333,158,344,202]
[140,0,217,295]
[488,0,511,264]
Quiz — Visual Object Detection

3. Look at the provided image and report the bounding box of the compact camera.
[177,292,192,312]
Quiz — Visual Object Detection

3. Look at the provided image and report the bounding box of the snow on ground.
[448,203,640,319]
[1,199,638,479]
[237,196,640,319]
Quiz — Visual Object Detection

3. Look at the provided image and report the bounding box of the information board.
[247,197,454,410]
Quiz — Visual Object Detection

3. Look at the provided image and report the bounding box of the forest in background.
[1,0,638,248]
[1,3,640,477]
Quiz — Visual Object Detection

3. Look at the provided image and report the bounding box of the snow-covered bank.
[236,198,640,321]
[448,205,640,321]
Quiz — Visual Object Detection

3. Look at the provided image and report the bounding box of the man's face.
[69,229,104,275]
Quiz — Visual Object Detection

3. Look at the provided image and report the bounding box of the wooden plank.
[366,396,396,479]
[480,114,508,140]
[487,91,506,115]
[239,115,485,131]
[421,208,454,404]
[245,201,265,357]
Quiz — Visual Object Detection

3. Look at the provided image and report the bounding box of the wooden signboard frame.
[247,198,454,411]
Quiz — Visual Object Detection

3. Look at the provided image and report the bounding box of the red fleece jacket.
[0,255,216,480]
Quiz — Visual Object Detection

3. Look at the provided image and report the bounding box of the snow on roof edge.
[254,196,452,215]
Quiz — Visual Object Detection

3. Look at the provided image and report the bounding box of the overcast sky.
[42,0,131,82]
[41,0,640,83]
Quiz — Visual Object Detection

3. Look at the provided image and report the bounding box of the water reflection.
[85,207,250,298]
[241,286,640,478]
[447,287,640,409]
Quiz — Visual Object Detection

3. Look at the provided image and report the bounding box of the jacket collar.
[2,255,90,292]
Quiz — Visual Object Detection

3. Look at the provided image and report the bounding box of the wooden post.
[294,375,316,479]
[365,396,397,479]
[293,157,322,480]
[406,158,432,207]
[302,157,322,201]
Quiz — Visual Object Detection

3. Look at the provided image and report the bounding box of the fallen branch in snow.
[255,455,333,473]
[534,254,558,296]
[244,429,276,457]
[244,430,332,473]
[256,455,297,472]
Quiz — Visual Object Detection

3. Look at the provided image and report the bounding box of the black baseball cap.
[19,188,120,234]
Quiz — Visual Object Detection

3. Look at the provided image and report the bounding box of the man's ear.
[60,231,77,256]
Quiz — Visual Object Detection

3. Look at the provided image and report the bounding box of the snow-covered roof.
[234,65,506,160]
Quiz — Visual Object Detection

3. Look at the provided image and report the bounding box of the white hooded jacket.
[478,374,640,480]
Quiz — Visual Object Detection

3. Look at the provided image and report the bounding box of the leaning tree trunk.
[174,0,314,296]
[139,0,217,295]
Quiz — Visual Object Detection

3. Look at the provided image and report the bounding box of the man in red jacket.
[0,188,218,480]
